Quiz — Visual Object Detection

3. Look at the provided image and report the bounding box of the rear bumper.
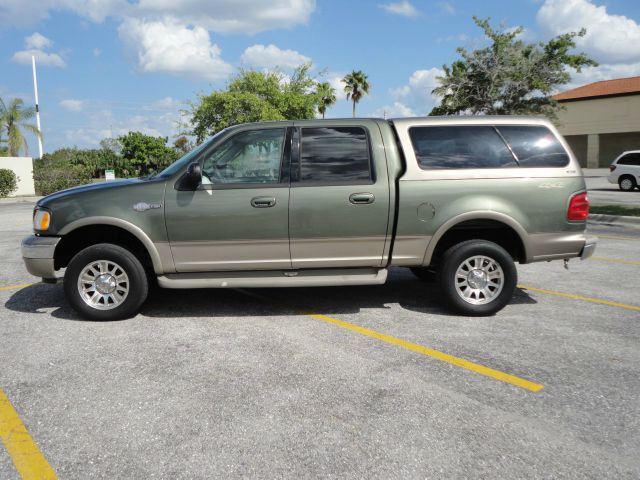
[527,232,596,263]
[21,235,61,280]
[580,236,597,260]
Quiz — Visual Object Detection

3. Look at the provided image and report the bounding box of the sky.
[1,0,640,156]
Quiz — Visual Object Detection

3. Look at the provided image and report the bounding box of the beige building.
[553,76,640,168]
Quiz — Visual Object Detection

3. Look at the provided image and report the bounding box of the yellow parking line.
[0,283,33,292]
[596,234,640,241]
[590,256,640,266]
[0,389,57,479]
[305,312,544,392]
[518,284,640,312]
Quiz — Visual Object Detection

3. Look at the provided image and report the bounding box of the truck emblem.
[133,202,162,212]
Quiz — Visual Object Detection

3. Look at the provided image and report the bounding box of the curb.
[588,213,640,227]
[0,196,42,204]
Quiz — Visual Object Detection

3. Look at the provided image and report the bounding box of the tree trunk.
[352,100,356,118]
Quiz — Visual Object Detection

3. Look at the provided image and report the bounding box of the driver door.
[164,125,292,272]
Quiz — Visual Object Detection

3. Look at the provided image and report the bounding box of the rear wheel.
[64,243,148,320]
[618,175,636,191]
[437,240,517,316]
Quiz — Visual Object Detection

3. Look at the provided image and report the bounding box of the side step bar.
[157,268,388,289]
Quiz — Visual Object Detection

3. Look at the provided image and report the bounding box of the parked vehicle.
[22,116,596,320]
[608,151,640,191]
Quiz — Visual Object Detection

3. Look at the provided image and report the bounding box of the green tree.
[430,17,597,117]
[118,131,179,176]
[187,63,320,142]
[0,97,42,156]
[315,82,336,119]
[342,70,370,118]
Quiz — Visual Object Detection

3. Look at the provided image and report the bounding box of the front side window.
[201,128,285,185]
[297,127,372,184]
[497,126,569,168]
[409,126,517,170]
[618,153,640,166]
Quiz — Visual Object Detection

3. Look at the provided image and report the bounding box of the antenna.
[31,55,43,159]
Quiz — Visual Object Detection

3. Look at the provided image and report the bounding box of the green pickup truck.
[22,116,596,320]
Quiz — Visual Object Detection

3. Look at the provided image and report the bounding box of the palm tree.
[342,70,370,118]
[315,82,336,119]
[0,98,42,157]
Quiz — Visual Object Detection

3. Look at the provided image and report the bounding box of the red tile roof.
[553,76,640,101]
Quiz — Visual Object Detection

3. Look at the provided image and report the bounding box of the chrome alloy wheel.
[77,260,130,310]
[454,255,504,305]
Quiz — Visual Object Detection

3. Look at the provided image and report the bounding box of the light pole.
[31,55,43,159]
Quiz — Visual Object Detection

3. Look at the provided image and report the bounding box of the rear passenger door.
[289,121,391,269]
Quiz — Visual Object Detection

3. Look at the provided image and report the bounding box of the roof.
[553,76,640,101]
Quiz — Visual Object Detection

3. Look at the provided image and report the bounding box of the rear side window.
[617,153,640,166]
[497,126,569,168]
[409,126,517,170]
[298,127,372,184]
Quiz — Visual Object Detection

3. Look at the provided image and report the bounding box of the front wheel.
[64,243,149,320]
[437,240,517,316]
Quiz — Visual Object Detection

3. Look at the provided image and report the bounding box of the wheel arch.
[56,217,166,274]
[423,211,529,266]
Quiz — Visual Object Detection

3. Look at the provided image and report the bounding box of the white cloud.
[135,0,316,34]
[60,99,83,111]
[241,44,311,70]
[438,2,455,15]
[25,32,52,49]
[380,1,420,18]
[12,33,65,67]
[537,0,640,64]
[0,0,316,34]
[12,49,65,67]
[372,102,416,118]
[390,68,443,113]
[118,17,233,81]
[561,63,640,92]
[149,96,181,110]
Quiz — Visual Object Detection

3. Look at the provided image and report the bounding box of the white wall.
[0,157,35,196]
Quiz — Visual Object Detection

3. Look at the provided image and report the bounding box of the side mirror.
[186,162,202,188]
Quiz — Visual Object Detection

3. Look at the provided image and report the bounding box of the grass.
[590,204,640,217]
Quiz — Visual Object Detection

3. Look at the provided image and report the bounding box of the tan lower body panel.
[527,232,590,262]
[157,268,388,289]
[290,236,387,269]
[169,239,291,272]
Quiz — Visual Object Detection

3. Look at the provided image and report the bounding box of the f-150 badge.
[133,202,162,212]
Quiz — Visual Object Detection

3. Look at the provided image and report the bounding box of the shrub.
[0,169,18,197]
[33,161,92,196]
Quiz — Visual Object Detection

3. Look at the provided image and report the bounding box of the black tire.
[64,243,149,321]
[410,267,436,282]
[618,175,636,192]
[437,240,517,316]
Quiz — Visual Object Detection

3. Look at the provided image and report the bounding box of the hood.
[38,178,151,207]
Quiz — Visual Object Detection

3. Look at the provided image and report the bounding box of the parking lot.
[1,198,639,479]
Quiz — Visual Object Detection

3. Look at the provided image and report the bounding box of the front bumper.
[21,235,61,280]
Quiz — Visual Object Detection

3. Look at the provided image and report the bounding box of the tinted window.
[201,128,285,185]
[497,126,569,168]
[298,127,372,183]
[409,126,517,170]
[618,153,640,166]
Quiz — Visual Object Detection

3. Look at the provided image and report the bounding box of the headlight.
[33,208,51,231]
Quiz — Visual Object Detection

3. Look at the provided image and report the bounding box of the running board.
[157,268,388,289]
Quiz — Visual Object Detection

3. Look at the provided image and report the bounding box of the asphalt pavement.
[1,200,639,479]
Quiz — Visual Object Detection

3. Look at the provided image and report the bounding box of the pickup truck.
[22,116,597,320]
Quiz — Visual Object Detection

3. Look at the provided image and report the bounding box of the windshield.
[157,129,229,178]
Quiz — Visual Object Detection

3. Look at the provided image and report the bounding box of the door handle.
[251,196,276,208]
[349,192,375,205]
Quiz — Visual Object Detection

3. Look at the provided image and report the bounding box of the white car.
[608,151,640,191]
